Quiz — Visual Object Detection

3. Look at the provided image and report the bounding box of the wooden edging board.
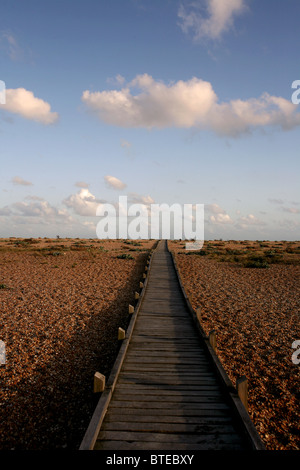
[79,244,157,450]
[167,241,266,451]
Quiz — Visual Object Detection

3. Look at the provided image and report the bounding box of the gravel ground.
[0,238,155,450]
[169,240,300,450]
[1,238,299,451]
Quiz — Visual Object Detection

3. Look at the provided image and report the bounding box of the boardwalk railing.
[80,240,265,451]
[79,250,155,450]
[167,242,265,450]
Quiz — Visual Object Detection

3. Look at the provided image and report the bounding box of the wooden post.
[236,375,248,412]
[118,327,125,340]
[196,307,201,323]
[93,372,105,393]
[145,266,148,271]
[143,273,146,279]
[128,304,134,314]
[139,282,144,289]
[135,291,140,300]
[209,330,216,351]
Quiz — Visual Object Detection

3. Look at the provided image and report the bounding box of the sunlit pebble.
[170,241,300,451]
[0,240,153,450]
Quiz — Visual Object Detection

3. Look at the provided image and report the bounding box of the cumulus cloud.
[82,74,300,137]
[235,213,266,229]
[178,0,247,41]
[210,213,234,224]
[75,181,90,188]
[24,195,44,201]
[281,207,300,214]
[0,206,12,216]
[127,192,155,206]
[0,88,58,124]
[63,188,105,217]
[12,199,72,224]
[206,203,226,215]
[206,203,233,224]
[11,176,33,186]
[104,175,127,190]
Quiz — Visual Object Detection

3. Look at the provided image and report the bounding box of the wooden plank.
[108,401,230,409]
[101,421,239,434]
[121,365,213,372]
[126,350,207,357]
[115,383,219,391]
[117,379,218,387]
[119,370,216,377]
[130,335,200,342]
[105,407,232,417]
[112,391,224,401]
[118,379,217,387]
[124,360,209,366]
[104,412,234,424]
[96,430,245,445]
[81,240,263,451]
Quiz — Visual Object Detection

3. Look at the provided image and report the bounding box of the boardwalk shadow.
[0,254,148,450]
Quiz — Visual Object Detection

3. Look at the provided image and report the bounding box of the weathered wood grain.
[81,239,265,451]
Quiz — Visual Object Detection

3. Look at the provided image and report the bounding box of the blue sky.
[0,0,299,240]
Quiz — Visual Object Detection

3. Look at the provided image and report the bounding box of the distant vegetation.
[175,240,300,267]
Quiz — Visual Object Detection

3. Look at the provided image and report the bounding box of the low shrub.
[117,253,134,260]
[242,255,269,268]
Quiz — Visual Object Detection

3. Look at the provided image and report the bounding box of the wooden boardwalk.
[80,240,265,451]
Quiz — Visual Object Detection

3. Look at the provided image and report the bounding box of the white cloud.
[0,206,12,216]
[107,74,126,87]
[235,213,266,229]
[127,192,155,206]
[210,213,234,224]
[0,88,58,124]
[120,139,135,159]
[24,195,44,201]
[63,188,104,217]
[82,75,217,129]
[75,181,90,188]
[0,30,22,61]
[12,199,73,224]
[178,0,247,41]
[115,74,125,86]
[206,203,233,224]
[206,203,226,215]
[120,139,131,149]
[281,207,300,214]
[11,176,33,186]
[268,198,285,205]
[104,175,127,190]
[82,74,300,137]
